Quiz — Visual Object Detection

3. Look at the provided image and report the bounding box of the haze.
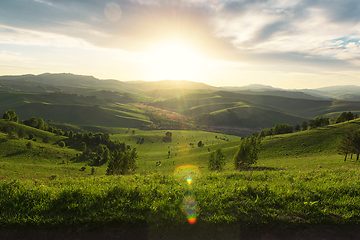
[1,0,360,89]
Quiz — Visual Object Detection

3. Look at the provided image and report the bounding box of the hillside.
[151,91,360,124]
[2,73,360,133]
[1,118,360,232]
[1,115,358,179]
[0,91,151,128]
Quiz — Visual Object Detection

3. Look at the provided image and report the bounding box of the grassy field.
[0,119,360,230]
[110,129,241,173]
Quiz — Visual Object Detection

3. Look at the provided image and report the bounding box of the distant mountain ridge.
[2,73,360,100]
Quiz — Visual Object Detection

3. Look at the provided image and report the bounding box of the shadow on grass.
[6,150,27,157]
[244,166,279,171]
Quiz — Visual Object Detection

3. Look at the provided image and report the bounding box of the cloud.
[1,0,360,70]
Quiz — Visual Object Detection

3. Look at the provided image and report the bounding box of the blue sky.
[1,0,360,89]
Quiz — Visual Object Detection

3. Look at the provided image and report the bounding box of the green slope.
[260,118,360,159]
[150,91,360,129]
[197,106,308,129]
[0,91,151,128]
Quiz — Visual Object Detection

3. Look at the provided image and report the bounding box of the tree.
[96,144,105,156]
[234,136,261,170]
[29,117,38,128]
[259,130,266,139]
[208,148,226,171]
[8,109,18,122]
[273,123,293,135]
[301,121,308,131]
[84,147,92,156]
[338,127,355,161]
[102,147,110,162]
[37,118,45,130]
[2,112,10,120]
[334,111,355,124]
[198,141,204,147]
[18,128,26,139]
[309,116,329,129]
[2,109,18,122]
[352,130,360,161]
[294,124,300,132]
[80,142,86,152]
[163,131,172,142]
[75,132,83,141]
[106,148,138,175]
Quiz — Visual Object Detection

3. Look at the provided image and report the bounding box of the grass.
[1,119,360,229]
[1,165,359,228]
[109,129,240,174]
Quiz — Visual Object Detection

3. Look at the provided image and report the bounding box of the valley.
[1,73,360,239]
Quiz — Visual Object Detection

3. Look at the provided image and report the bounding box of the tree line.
[256,111,359,139]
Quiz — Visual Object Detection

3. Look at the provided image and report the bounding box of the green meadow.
[1,118,360,230]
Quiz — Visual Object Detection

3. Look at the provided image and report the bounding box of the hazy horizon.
[1,0,360,89]
[4,71,360,91]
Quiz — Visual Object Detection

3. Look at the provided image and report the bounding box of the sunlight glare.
[146,42,204,81]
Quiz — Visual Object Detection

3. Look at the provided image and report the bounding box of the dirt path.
[2,224,360,240]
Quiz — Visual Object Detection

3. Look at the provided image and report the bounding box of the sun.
[146,42,204,81]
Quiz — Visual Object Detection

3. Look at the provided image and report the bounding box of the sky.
[1,0,360,89]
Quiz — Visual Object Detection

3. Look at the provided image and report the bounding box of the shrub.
[42,135,50,143]
[28,132,34,139]
[163,132,172,142]
[208,148,226,171]
[59,141,65,148]
[18,128,26,139]
[26,142,32,149]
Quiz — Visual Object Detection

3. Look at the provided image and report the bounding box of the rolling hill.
[0,91,151,128]
[2,73,360,134]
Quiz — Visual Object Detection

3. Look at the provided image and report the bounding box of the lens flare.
[175,165,200,224]
[181,192,199,224]
[187,177,192,185]
[174,164,200,185]
[104,2,122,22]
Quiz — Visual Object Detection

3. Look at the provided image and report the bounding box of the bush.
[42,135,50,143]
[18,128,26,139]
[59,141,65,148]
[208,148,226,171]
[26,142,32,149]
[28,132,34,139]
